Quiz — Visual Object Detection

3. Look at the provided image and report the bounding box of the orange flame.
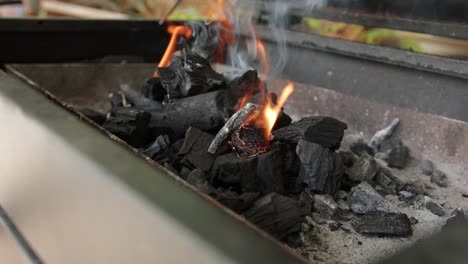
[153,25,193,77]
[254,83,295,139]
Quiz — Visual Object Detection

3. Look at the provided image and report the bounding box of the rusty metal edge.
[4,65,309,264]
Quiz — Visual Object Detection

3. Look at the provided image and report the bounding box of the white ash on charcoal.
[351,212,412,237]
[375,138,410,169]
[368,118,400,149]
[341,134,374,156]
[312,194,338,219]
[348,182,394,214]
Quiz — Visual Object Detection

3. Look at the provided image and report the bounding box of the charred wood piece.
[142,135,170,159]
[243,193,306,240]
[210,189,260,214]
[179,127,215,172]
[208,103,262,154]
[352,212,412,237]
[368,118,400,149]
[230,124,268,157]
[273,116,347,150]
[141,77,166,102]
[120,84,163,112]
[156,52,225,99]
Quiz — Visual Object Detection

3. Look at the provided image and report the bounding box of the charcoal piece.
[420,159,434,176]
[210,189,259,214]
[273,116,348,150]
[224,69,262,101]
[313,194,338,219]
[338,149,359,167]
[409,217,419,225]
[243,193,306,239]
[141,77,166,102]
[179,127,215,172]
[186,169,213,193]
[374,163,407,194]
[120,84,163,112]
[379,139,409,169]
[423,196,445,216]
[179,165,192,179]
[350,142,375,157]
[398,191,416,202]
[208,103,262,154]
[272,111,293,131]
[431,169,448,187]
[150,90,225,137]
[102,107,153,148]
[296,140,342,194]
[76,107,106,125]
[368,118,400,149]
[142,135,170,158]
[337,200,350,212]
[342,132,373,156]
[351,212,412,237]
[109,92,127,108]
[212,143,297,194]
[157,53,224,98]
[348,182,393,214]
[345,154,378,182]
[230,124,268,157]
[335,190,349,200]
[443,208,466,231]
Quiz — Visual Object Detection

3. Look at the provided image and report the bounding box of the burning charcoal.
[272,111,293,131]
[120,84,163,112]
[420,159,434,176]
[150,90,225,137]
[378,139,409,169]
[186,169,213,193]
[76,107,106,125]
[142,135,170,158]
[211,190,260,214]
[312,194,338,219]
[208,103,262,155]
[368,118,400,149]
[431,169,448,187]
[156,52,224,98]
[345,154,378,182]
[223,69,262,102]
[179,127,215,172]
[348,182,393,214]
[352,212,412,237]
[243,193,306,240]
[102,107,153,148]
[443,208,466,231]
[273,116,348,150]
[141,77,166,102]
[230,124,268,157]
[423,196,445,216]
[296,140,343,194]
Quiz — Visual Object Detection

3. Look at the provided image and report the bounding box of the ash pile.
[81,48,465,260]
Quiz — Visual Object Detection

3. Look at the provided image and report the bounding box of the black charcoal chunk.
[423,196,445,216]
[120,84,163,112]
[379,139,409,169]
[142,135,170,158]
[296,140,343,194]
[210,189,259,214]
[345,154,378,182]
[243,193,306,239]
[374,162,407,194]
[273,116,347,150]
[350,142,375,157]
[431,169,448,187]
[224,69,261,101]
[141,77,166,102]
[186,169,213,193]
[420,159,434,176]
[76,107,106,125]
[179,127,215,172]
[352,212,412,237]
[157,66,182,99]
[313,194,338,219]
[272,111,293,131]
[348,182,393,214]
[443,208,466,231]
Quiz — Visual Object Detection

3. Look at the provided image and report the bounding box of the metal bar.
[0,205,43,264]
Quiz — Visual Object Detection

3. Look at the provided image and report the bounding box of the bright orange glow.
[254,83,295,139]
[153,25,193,77]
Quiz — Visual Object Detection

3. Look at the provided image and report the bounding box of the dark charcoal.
[102,107,153,148]
[211,189,260,214]
[223,69,262,102]
[443,208,466,231]
[348,182,393,214]
[350,142,375,156]
[272,111,293,131]
[156,52,224,99]
[423,196,445,216]
[142,135,170,158]
[420,159,434,176]
[243,193,306,239]
[273,116,348,150]
[312,194,338,219]
[352,212,412,237]
[431,169,448,187]
[186,169,213,193]
[379,139,409,169]
[179,127,215,172]
[212,143,298,194]
[120,85,163,112]
[374,164,407,194]
[296,140,343,194]
[149,90,226,137]
[345,154,378,182]
[77,107,106,125]
[141,77,166,102]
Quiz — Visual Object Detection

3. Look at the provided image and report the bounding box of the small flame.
[153,25,193,77]
[255,82,294,139]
